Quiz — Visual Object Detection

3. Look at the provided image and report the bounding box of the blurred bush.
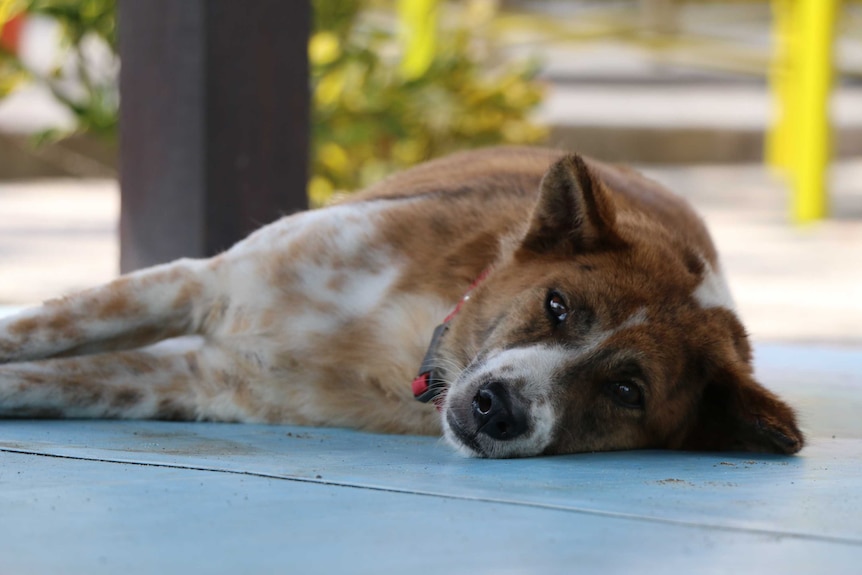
[309,0,546,204]
[0,0,118,142]
[0,0,546,203]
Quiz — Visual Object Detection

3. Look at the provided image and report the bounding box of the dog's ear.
[520,154,622,254]
[681,362,804,455]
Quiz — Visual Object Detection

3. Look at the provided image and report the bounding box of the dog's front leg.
[0,258,217,364]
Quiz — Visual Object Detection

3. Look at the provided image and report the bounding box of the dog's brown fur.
[0,147,803,458]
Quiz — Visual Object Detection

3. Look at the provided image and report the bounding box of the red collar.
[411,269,491,407]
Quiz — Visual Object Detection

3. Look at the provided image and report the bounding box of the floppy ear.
[682,365,804,454]
[520,154,623,254]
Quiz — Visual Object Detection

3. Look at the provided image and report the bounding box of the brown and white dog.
[0,147,803,458]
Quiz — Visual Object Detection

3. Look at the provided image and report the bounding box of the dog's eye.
[545,290,568,323]
[608,381,644,408]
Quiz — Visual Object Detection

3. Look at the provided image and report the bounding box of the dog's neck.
[411,269,492,406]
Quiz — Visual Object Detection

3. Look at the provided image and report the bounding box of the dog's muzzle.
[444,379,533,458]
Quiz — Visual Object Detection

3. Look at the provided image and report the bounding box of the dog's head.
[436,154,803,458]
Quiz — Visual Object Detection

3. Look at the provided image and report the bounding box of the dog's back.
[0,147,802,458]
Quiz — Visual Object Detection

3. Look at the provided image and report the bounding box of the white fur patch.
[224,201,407,341]
[694,263,736,310]
[473,345,571,404]
[241,201,391,251]
[300,262,401,318]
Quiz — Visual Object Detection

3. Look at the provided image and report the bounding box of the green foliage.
[29,0,116,52]
[1,0,545,201]
[0,50,25,99]
[0,0,28,98]
[310,0,546,204]
[0,0,117,142]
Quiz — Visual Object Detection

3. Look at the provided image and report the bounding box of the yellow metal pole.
[792,0,839,223]
[766,0,796,171]
[398,0,438,81]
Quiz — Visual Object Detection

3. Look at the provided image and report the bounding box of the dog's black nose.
[472,381,528,441]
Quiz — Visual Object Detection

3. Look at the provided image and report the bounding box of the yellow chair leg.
[398,0,438,81]
[792,0,839,223]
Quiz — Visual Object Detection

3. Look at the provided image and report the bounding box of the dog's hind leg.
[0,340,251,421]
[0,258,217,364]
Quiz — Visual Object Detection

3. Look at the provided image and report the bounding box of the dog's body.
[0,147,803,458]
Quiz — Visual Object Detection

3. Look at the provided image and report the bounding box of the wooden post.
[118,0,309,272]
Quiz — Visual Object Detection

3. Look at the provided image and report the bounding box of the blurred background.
[0,0,860,346]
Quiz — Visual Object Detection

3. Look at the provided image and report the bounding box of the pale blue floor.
[1,304,861,573]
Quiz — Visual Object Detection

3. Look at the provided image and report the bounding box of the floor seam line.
[3,446,861,548]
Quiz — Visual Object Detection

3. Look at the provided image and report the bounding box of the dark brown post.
[117,0,309,272]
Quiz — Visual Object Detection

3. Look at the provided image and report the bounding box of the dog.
[0,147,803,458]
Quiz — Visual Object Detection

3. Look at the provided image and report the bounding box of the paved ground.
[645,160,862,347]
[0,341,860,574]
[0,179,117,303]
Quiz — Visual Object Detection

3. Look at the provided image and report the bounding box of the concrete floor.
[0,339,860,574]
